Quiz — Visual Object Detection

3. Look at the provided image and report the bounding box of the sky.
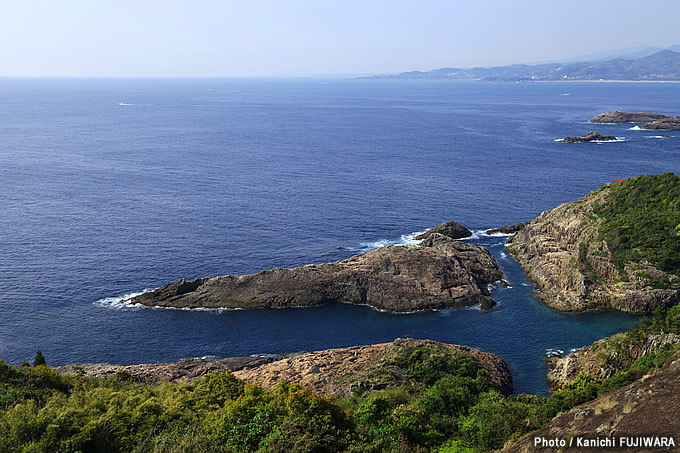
[1,0,679,77]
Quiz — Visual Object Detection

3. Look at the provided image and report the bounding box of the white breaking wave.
[94,289,154,310]
[545,348,564,357]
[118,102,135,106]
[646,135,672,139]
[357,230,425,252]
[629,125,641,130]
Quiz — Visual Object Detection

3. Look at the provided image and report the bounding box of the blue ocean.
[1,78,678,395]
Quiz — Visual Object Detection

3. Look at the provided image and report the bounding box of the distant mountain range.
[365,49,680,81]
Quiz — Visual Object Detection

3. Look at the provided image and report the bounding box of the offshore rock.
[640,115,680,130]
[129,233,502,312]
[415,220,472,240]
[485,222,528,235]
[557,131,618,143]
[590,111,671,124]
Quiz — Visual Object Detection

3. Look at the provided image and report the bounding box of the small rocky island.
[591,110,680,130]
[129,221,503,312]
[557,131,618,143]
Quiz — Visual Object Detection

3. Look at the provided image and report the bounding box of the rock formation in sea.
[128,232,502,312]
[505,174,680,313]
[57,339,513,398]
[590,111,671,124]
[557,131,618,143]
[415,220,471,240]
[505,350,680,452]
[485,222,528,235]
[640,115,680,130]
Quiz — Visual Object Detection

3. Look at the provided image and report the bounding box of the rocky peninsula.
[129,222,503,312]
[590,110,680,130]
[557,131,618,143]
[57,339,513,398]
[505,173,680,313]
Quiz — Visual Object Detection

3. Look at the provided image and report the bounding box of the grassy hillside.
[3,315,680,453]
[593,172,680,277]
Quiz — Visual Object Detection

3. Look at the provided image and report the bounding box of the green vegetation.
[2,305,680,452]
[592,173,680,277]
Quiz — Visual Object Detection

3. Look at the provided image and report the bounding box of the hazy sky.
[2,0,679,77]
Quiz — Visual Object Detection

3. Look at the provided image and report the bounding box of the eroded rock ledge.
[57,339,513,398]
[128,232,503,312]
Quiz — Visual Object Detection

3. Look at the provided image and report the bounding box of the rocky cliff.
[546,332,680,389]
[505,350,680,453]
[128,233,503,312]
[57,339,513,398]
[506,174,680,313]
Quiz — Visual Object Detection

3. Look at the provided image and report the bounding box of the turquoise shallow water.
[1,78,677,394]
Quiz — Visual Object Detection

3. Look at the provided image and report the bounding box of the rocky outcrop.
[58,339,512,398]
[129,233,502,312]
[590,111,670,124]
[233,338,512,398]
[505,179,679,313]
[640,115,680,130]
[57,356,282,385]
[505,351,680,453]
[546,333,680,389]
[486,222,529,236]
[415,220,472,240]
[557,131,618,143]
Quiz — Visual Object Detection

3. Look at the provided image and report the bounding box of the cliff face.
[546,332,680,389]
[129,233,502,312]
[506,351,680,453]
[506,176,680,313]
[57,339,513,398]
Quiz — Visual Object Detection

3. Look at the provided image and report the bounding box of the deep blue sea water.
[1,78,678,395]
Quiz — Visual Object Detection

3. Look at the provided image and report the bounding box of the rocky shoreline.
[504,178,679,313]
[57,338,513,398]
[128,223,503,313]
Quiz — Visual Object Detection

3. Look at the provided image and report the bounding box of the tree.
[33,350,46,367]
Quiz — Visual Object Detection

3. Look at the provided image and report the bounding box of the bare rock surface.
[557,131,618,143]
[128,233,502,312]
[56,356,282,385]
[56,339,513,398]
[505,351,680,452]
[546,333,680,389]
[233,338,512,398]
[640,115,680,130]
[506,184,679,313]
[415,220,472,240]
